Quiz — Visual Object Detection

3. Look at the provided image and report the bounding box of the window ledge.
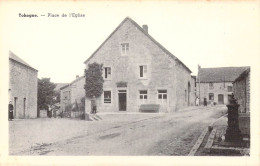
[138,78,148,80]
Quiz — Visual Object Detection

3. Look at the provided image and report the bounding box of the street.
[9,106,227,156]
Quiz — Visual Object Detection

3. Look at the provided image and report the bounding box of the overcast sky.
[1,1,259,83]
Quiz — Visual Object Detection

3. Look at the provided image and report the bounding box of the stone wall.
[60,77,85,113]
[9,59,38,119]
[233,69,250,137]
[233,70,250,113]
[85,19,193,113]
[197,82,233,105]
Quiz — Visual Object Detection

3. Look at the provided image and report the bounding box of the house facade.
[84,17,195,113]
[233,67,250,138]
[197,66,249,105]
[60,75,85,114]
[9,51,38,119]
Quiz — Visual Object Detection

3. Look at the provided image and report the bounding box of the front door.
[118,90,127,111]
[218,94,224,104]
[14,97,17,119]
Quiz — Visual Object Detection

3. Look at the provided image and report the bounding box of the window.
[158,90,167,103]
[104,91,111,103]
[209,93,214,100]
[227,86,233,92]
[209,82,214,89]
[139,65,147,78]
[139,90,148,103]
[121,43,129,55]
[104,67,111,79]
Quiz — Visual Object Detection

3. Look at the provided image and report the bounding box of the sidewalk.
[195,115,250,156]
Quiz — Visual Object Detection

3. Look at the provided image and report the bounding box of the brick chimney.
[142,25,148,33]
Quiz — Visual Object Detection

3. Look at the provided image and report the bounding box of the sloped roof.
[84,17,192,73]
[198,66,249,83]
[60,76,85,90]
[9,51,38,72]
[54,83,69,92]
[234,67,250,83]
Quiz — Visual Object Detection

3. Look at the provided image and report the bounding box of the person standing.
[8,101,14,121]
[196,97,199,106]
[91,96,97,114]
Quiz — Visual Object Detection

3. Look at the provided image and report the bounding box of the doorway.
[23,98,26,118]
[118,90,127,111]
[14,97,17,119]
[218,94,224,104]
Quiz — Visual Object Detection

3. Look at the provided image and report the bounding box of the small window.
[209,93,214,100]
[139,90,148,103]
[227,86,233,92]
[158,90,167,103]
[104,67,111,79]
[209,82,214,89]
[104,91,111,103]
[139,65,147,78]
[121,43,129,55]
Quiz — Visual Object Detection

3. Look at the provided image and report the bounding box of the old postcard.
[0,0,259,165]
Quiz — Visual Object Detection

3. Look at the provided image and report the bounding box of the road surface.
[9,106,227,155]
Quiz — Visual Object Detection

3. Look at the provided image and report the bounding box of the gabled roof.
[54,83,69,92]
[84,17,192,73]
[60,76,85,90]
[234,67,250,83]
[198,66,250,83]
[9,51,38,72]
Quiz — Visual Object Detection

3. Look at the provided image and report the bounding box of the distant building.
[60,75,85,115]
[54,83,68,92]
[9,51,38,119]
[197,66,249,105]
[233,67,250,139]
[83,17,195,113]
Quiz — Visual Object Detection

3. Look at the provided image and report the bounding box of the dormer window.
[121,43,129,55]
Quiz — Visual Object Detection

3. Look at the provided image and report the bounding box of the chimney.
[76,75,79,79]
[142,25,148,33]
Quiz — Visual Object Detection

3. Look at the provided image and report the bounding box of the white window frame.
[121,43,129,55]
[103,90,112,104]
[157,90,167,104]
[103,67,112,80]
[209,93,214,101]
[139,90,148,104]
[139,65,148,79]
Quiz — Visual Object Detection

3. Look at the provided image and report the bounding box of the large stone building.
[9,51,38,119]
[84,17,195,113]
[233,67,250,139]
[197,66,249,105]
[60,75,85,114]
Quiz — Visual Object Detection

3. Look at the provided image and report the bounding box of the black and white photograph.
[0,0,259,166]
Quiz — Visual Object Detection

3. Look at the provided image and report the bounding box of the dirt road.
[9,106,227,155]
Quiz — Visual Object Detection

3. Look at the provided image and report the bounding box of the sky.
[1,1,259,83]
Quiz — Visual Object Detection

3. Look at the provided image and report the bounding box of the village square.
[7,16,251,156]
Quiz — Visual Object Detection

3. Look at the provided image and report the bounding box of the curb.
[188,114,227,156]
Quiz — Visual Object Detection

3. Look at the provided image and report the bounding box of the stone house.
[233,67,250,139]
[197,66,249,105]
[84,17,195,113]
[9,51,38,119]
[60,75,85,116]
